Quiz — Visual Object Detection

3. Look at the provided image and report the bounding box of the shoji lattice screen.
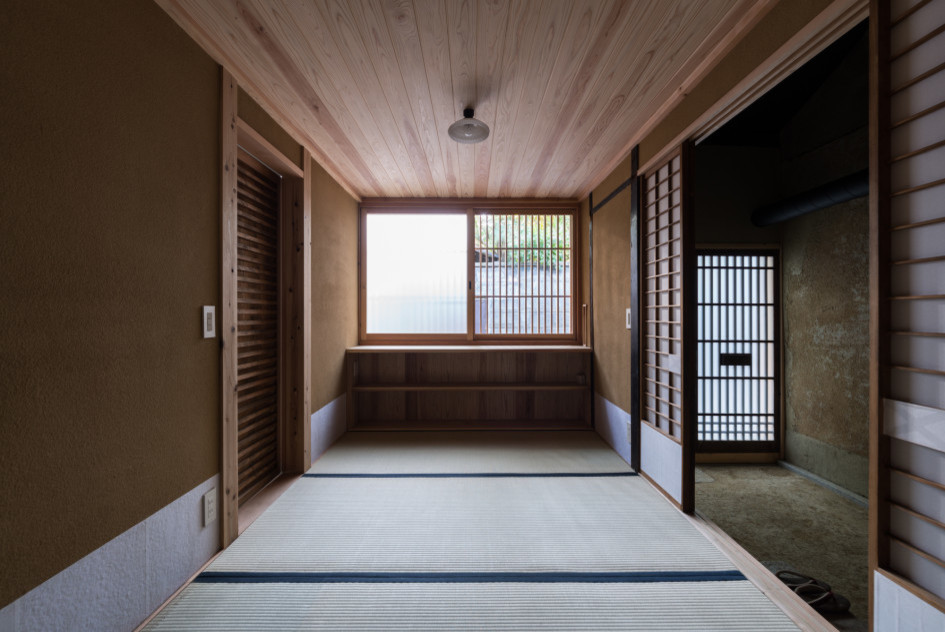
[872,0,945,622]
[640,148,693,511]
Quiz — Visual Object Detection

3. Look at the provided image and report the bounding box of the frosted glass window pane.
[366,214,467,334]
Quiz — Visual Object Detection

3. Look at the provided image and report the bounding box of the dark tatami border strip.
[195,570,745,584]
[301,471,638,479]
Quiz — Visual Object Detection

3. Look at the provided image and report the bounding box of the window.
[696,250,779,450]
[360,202,578,343]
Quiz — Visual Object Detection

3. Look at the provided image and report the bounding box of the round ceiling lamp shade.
[448,108,490,144]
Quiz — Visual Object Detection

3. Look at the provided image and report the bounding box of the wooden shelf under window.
[352,382,588,392]
[352,419,590,431]
[346,346,592,430]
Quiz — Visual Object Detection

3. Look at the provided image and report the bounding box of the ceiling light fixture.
[448,107,489,144]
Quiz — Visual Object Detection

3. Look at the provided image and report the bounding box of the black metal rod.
[751,168,868,226]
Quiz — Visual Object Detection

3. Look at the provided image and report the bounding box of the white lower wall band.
[874,570,945,631]
[640,422,683,504]
[310,394,346,463]
[594,394,632,466]
[0,475,220,632]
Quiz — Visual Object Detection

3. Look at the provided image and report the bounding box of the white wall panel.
[595,393,632,466]
[0,475,220,631]
[640,421,682,504]
[875,570,945,631]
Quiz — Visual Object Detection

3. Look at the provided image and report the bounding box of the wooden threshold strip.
[686,510,834,632]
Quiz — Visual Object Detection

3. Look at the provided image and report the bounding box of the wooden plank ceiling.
[157,0,772,200]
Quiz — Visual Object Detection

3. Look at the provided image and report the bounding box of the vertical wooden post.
[300,150,312,471]
[629,145,641,472]
[220,68,239,548]
[868,0,890,625]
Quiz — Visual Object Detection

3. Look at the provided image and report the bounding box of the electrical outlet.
[203,488,217,526]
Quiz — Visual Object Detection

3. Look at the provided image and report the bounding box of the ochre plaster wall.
[590,156,634,411]
[238,89,305,171]
[310,161,359,409]
[782,199,869,495]
[0,0,220,607]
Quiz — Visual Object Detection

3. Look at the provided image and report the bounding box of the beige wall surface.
[238,89,305,171]
[0,0,220,607]
[590,156,634,412]
[782,199,869,495]
[310,161,359,409]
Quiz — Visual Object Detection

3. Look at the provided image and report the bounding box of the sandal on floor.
[795,582,851,615]
[775,570,831,591]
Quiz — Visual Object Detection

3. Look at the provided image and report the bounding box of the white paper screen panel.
[883,0,945,604]
[891,438,945,484]
[891,0,945,54]
[890,474,945,528]
[890,371,945,416]
[890,261,945,296]
[891,146,945,192]
[891,183,945,225]
[891,507,945,564]
[890,30,945,86]
[891,108,945,156]
[890,540,945,602]
[890,337,945,373]
[891,79,945,123]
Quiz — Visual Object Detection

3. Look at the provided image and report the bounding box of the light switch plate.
[626,308,632,329]
[202,306,216,338]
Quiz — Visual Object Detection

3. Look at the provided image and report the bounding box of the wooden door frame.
[220,70,312,547]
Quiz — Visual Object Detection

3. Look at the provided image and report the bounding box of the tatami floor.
[144,432,814,630]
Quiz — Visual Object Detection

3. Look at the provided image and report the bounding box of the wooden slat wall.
[873,0,945,612]
[642,152,684,443]
[236,150,281,505]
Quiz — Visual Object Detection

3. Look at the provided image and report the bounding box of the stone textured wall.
[782,198,869,495]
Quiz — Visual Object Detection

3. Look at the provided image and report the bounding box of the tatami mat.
[207,476,736,573]
[145,581,799,631]
[143,431,801,630]
[306,431,632,474]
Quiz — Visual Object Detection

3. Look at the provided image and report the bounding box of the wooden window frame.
[358,198,581,346]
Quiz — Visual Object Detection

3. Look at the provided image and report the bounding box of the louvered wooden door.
[236,150,281,505]
[871,0,945,620]
[639,147,694,512]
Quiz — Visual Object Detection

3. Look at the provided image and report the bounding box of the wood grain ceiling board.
[156,0,774,200]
